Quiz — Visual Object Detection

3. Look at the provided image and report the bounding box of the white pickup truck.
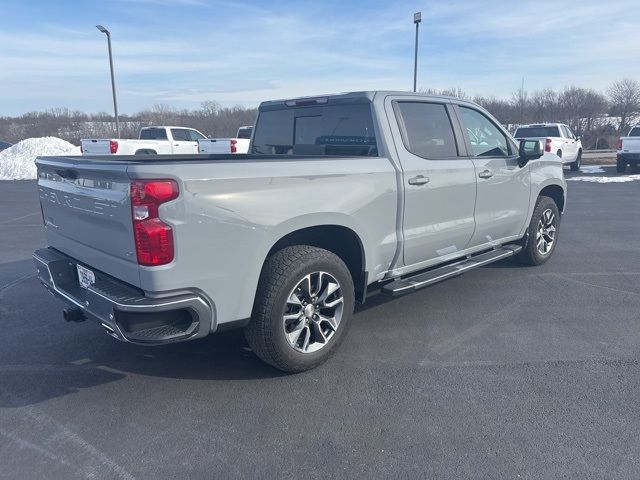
[514,123,583,171]
[616,126,640,172]
[81,126,208,156]
[197,126,253,154]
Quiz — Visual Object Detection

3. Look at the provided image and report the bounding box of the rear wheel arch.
[263,225,366,302]
[134,149,157,155]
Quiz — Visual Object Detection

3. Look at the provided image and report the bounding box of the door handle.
[478,170,493,179]
[408,175,429,186]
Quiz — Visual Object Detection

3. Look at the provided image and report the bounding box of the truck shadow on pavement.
[0,330,287,408]
[0,261,288,408]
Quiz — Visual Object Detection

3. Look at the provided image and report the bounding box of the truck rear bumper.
[617,153,640,162]
[33,248,213,345]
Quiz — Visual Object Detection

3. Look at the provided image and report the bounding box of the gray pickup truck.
[33,91,566,372]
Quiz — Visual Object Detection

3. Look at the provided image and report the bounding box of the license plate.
[76,264,95,289]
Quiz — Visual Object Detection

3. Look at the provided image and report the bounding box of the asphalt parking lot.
[1,166,640,479]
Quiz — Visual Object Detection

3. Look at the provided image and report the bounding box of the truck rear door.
[386,96,477,266]
[36,156,141,286]
[170,128,198,154]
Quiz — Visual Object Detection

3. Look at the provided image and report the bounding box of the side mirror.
[518,139,544,167]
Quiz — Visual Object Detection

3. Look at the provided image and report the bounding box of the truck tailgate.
[198,139,232,153]
[620,137,640,153]
[36,156,140,287]
[81,139,114,155]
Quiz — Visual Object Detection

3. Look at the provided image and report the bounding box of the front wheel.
[570,150,582,171]
[516,196,560,266]
[245,246,355,373]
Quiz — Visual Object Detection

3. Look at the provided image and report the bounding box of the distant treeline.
[1,79,639,150]
[0,101,257,146]
[424,78,640,149]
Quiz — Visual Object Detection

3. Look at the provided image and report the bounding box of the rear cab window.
[514,126,561,138]
[252,102,378,156]
[237,127,253,139]
[629,127,640,137]
[140,128,168,140]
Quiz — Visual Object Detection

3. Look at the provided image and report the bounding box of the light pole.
[96,25,120,138]
[413,12,421,92]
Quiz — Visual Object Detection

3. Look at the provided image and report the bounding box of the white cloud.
[0,0,639,113]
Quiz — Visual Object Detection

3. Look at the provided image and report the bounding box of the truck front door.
[388,98,477,267]
[455,105,531,247]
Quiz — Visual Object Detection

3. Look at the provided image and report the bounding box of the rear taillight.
[130,180,179,266]
[230,139,237,153]
[110,140,119,154]
[545,138,552,153]
[617,138,623,150]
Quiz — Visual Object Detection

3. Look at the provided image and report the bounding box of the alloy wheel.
[282,271,344,354]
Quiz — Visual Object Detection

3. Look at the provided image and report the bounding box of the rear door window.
[171,129,191,141]
[393,102,459,159]
[252,103,377,156]
[630,127,640,137]
[459,107,509,157]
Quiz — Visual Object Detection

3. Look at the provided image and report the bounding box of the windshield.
[252,103,377,156]
[514,126,560,138]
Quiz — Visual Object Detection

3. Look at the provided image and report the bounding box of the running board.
[382,245,522,296]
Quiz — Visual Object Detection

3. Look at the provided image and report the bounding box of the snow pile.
[567,175,640,183]
[579,165,606,174]
[0,137,80,180]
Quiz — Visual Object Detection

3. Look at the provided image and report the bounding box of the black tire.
[516,196,560,266]
[245,246,355,373]
[569,150,582,171]
[617,158,627,173]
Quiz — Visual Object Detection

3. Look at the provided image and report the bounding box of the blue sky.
[1,0,639,115]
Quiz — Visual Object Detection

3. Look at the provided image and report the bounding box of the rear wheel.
[617,158,627,173]
[569,150,582,171]
[245,246,354,373]
[516,196,560,266]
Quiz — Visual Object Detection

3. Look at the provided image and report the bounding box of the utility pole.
[520,77,525,124]
[413,12,421,92]
[96,25,120,138]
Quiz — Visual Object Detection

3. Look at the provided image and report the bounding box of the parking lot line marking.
[0,212,39,225]
[0,273,34,295]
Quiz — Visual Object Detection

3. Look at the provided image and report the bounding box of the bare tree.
[608,78,640,133]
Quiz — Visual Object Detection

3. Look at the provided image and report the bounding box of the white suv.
[514,123,583,171]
